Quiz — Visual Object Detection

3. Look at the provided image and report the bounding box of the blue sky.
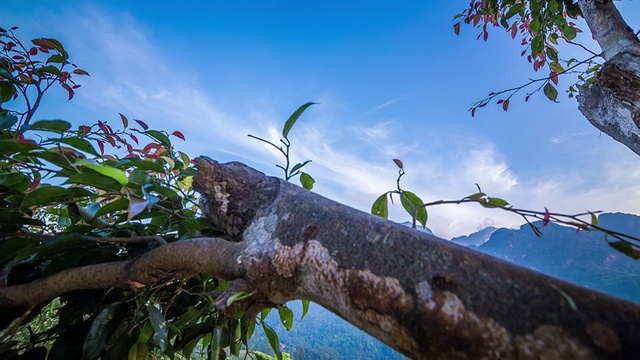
[3,1,640,239]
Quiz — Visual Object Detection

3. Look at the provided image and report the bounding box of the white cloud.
[32,6,640,242]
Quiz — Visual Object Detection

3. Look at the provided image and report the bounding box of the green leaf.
[550,61,565,74]
[399,191,428,228]
[261,322,283,360]
[543,83,558,101]
[37,65,61,76]
[178,151,191,169]
[209,327,226,360]
[94,198,128,218]
[467,192,486,201]
[28,119,71,133]
[282,102,316,139]
[0,139,39,155]
[83,302,127,360]
[290,160,311,174]
[145,130,171,148]
[46,54,66,64]
[0,81,16,102]
[241,316,256,347]
[278,305,294,331]
[75,160,128,186]
[226,291,254,307]
[299,172,315,190]
[57,137,99,156]
[0,112,18,129]
[562,25,577,40]
[301,299,310,320]
[21,186,93,209]
[531,35,544,56]
[590,213,599,227]
[546,47,558,63]
[481,197,510,208]
[65,172,122,192]
[147,305,168,353]
[127,342,147,360]
[371,193,389,219]
[229,320,242,356]
[609,241,640,260]
[114,158,165,173]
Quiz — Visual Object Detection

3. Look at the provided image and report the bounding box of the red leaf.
[72,84,81,89]
[106,124,114,135]
[61,83,74,100]
[31,38,56,50]
[172,131,185,141]
[135,119,149,130]
[478,102,487,108]
[496,99,504,104]
[97,140,105,155]
[39,47,49,53]
[72,69,90,76]
[483,31,488,41]
[142,143,159,154]
[542,207,550,226]
[105,136,116,147]
[152,146,168,157]
[471,107,476,117]
[130,134,139,144]
[98,120,108,134]
[454,22,461,35]
[550,71,559,85]
[29,47,38,56]
[525,95,530,102]
[119,113,129,128]
[392,158,404,169]
[502,99,509,111]
[28,178,41,193]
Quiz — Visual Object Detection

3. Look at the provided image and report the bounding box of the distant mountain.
[451,226,498,247]
[474,212,640,303]
[250,302,405,360]
[401,221,434,236]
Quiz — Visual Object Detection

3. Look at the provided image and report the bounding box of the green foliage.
[453,0,603,113]
[0,27,267,360]
[248,102,316,189]
[371,159,428,229]
[371,159,640,259]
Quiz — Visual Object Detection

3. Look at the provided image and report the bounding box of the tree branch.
[192,157,640,360]
[0,238,245,308]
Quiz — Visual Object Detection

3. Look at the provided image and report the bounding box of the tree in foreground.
[455,0,640,156]
[1,1,640,359]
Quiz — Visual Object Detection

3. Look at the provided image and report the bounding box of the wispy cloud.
[36,6,640,241]
[358,95,413,117]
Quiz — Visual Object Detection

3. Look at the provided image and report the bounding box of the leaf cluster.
[453,0,602,114]
[0,27,295,360]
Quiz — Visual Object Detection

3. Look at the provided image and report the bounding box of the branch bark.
[0,238,245,308]
[577,0,640,155]
[192,157,640,360]
[2,159,640,359]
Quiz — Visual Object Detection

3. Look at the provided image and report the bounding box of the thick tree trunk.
[192,158,640,359]
[577,0,640,155]
[1,159,640,358]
